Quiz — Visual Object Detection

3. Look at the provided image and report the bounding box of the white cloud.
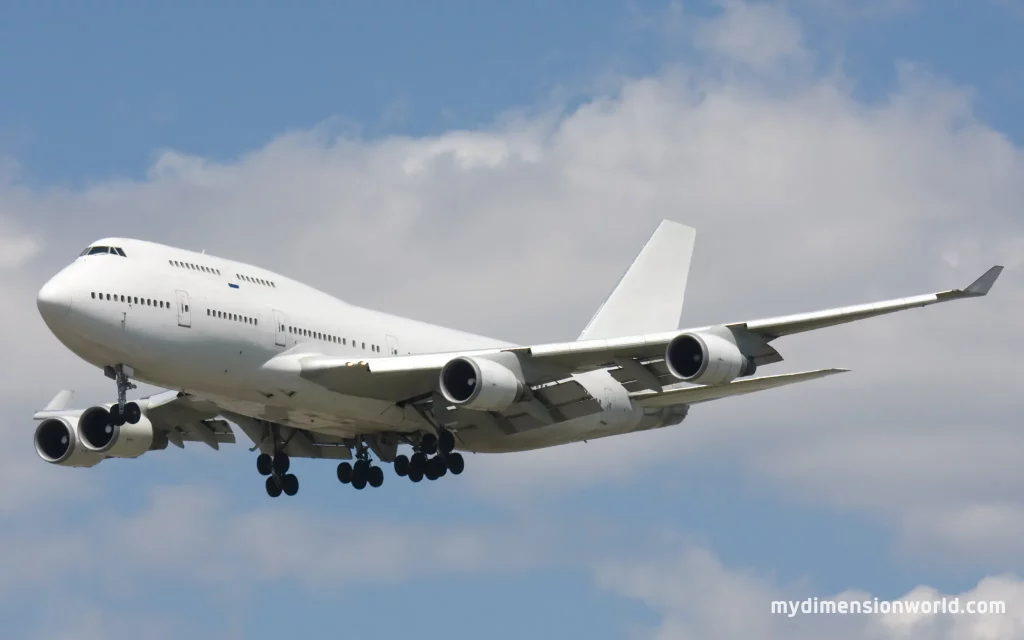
[694,1,808,69]
[594,544,1024,638]
[0,484,559,598]
[0,217,39,269]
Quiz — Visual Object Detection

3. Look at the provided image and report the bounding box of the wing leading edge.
[296,264,1003,401]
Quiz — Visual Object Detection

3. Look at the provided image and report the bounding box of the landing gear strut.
[104,364,141,427]
[255,424,299,498]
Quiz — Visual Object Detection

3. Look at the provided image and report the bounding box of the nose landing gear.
[104,364,142,427]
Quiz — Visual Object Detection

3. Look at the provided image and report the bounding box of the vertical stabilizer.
[578,220,697,341]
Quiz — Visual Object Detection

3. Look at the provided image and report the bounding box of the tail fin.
[578,220,696,340]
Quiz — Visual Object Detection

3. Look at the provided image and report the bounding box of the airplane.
[32,220,1003,498]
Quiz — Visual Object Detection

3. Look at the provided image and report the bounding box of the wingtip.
[964,265,1004,297]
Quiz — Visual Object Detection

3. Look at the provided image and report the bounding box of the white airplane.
[33,221,1003,497]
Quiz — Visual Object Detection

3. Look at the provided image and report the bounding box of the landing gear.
[104,364,139,426]
[402,429,463,483]
[337,439,384,490]
[255,423,299,498]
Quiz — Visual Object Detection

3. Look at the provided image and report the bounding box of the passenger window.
[362,342,366,349]
[91,292,96,299]
[185,304,189,312]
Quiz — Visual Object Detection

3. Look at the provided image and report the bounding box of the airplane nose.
[37,274,72,323]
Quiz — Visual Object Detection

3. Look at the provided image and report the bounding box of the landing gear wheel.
[265,476,282,498]
[408,466,424,483]
[337,461,353,484]
[432,456,448,478]
[351,460,368,490]
[273,452,290,475]
[410,452,427,475]
[393,455,409,477]
[438,430,456,454]
[368,466,384,488]
[420,433,438,456]
[424,460,440,481]
[256,453,273,476]
[446,452,465,475]
[108,404,125,427]
[282,474,299,496]
[124,402,141,425]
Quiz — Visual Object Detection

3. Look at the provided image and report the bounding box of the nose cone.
[37,273,72,324]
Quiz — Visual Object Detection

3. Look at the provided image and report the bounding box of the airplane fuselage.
[37,238,683,453]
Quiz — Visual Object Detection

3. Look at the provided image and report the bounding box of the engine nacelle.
[439,356,525,412]
[77,406,159,458]
[665,332,757,385]
[34,417,104,468]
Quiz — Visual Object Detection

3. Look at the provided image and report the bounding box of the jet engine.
[34,416,104,468]
[665,332,757,385]
[439,356,525,412]
[77,405,163,458]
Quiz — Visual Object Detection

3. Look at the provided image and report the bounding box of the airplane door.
[175,290,192,328]
[386,334,399,356]
[273,310,287,347]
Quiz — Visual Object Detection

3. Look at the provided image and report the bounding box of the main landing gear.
[392,429,464,483]
[105,364,141,427]
[257,451,299,497]
[254,424,299,497]
[336,440,385,490]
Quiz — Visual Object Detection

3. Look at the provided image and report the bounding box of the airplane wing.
[292,265,1003,404]
[34,390,359,458]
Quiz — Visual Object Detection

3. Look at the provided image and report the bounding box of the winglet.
[963,265,1004,297]
[42,389,74,412]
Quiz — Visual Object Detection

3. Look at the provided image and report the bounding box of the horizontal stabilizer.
[631,368,849,407]
[42,389,74,412]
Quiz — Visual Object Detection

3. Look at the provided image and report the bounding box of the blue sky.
[3,0,1020,187]
[2,2,1022,639]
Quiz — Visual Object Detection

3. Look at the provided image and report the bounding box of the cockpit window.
[81,246,127,257]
